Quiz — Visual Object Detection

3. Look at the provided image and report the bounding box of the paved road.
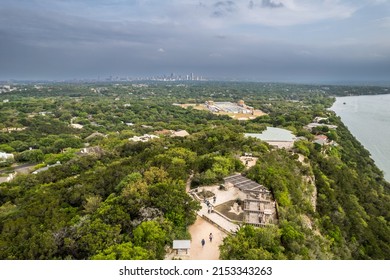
[0,163,35,184]
[0,163,35,174]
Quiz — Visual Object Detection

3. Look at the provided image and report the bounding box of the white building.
[245,127,297,149]
[304,123,338,131]
[70,123,84,129]
[129,134,159,142]
[0,152,14,161]
[172,130,189,137]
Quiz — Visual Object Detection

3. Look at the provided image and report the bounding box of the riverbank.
[330,94,390,182]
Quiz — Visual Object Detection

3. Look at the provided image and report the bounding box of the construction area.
[174,100,266,120]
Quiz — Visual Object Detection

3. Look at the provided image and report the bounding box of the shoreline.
[330,94,390,182]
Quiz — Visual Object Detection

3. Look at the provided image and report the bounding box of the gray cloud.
[215,35,227,39]
[262,0,284,9]
[212,1,237,17]
[0,0,389,82]
[0,6,184,48]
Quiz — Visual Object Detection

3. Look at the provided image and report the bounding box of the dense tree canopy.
[0,82,389,259]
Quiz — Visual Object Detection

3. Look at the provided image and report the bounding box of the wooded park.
[0,82,389,260]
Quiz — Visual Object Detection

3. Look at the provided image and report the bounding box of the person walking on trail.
[209,233,213,242]
[201,239,205,247]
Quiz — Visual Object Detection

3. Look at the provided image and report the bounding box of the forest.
[0,81,389,259]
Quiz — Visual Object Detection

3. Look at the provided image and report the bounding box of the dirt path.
[188,216,227,260]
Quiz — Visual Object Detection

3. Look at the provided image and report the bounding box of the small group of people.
[201,233,213,247]
[205,196,217,214]
[204,196,216,206]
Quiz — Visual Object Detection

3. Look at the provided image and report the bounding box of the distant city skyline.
[0,71,208,83]
[1,1,389,83]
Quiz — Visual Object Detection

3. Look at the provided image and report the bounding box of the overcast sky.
[1,0,389,82]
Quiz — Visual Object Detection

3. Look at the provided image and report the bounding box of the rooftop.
[305,123,338,130]
[129,134,159,142]
[172,240,191,249]
[245,127,296,142]
[0,152,14,159]
[172,130,189,137]
[224,174,270,193]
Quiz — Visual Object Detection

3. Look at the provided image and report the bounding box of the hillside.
[0,82,389,259]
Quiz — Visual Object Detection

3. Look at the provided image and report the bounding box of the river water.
[330,94,390,182]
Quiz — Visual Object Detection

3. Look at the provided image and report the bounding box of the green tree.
[91,242,153,260]
[17,149,44,163]
[220,225,285,260]
[76,218,122,257]
[133,220,167,259]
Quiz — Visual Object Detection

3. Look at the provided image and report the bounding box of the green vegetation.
[0,82,389,259]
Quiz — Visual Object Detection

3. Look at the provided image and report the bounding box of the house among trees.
[245,127,297,149]
[70,123,84,129]
[223,174,278,227]
[313,134,329,146]
[154,129,190,137]
[79,146,104,156]
[304,117,338,131]
[0,152,14,161]
[154,129,172,136]
[305,122,338,131]
[129,134,159,142]
[171,130,189,137]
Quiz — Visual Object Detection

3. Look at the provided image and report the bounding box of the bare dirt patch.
[214,200,244,222]
[196,189,215,199]
[174,103,267,120]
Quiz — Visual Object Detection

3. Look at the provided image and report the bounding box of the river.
[330,94,390,182]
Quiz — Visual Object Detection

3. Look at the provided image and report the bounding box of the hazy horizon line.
[1,76,389,87]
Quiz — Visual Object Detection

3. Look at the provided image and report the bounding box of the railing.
[244,222,266,228]
[201,215,234,235]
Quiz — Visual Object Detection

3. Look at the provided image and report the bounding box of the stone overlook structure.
[223,174,278,227]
